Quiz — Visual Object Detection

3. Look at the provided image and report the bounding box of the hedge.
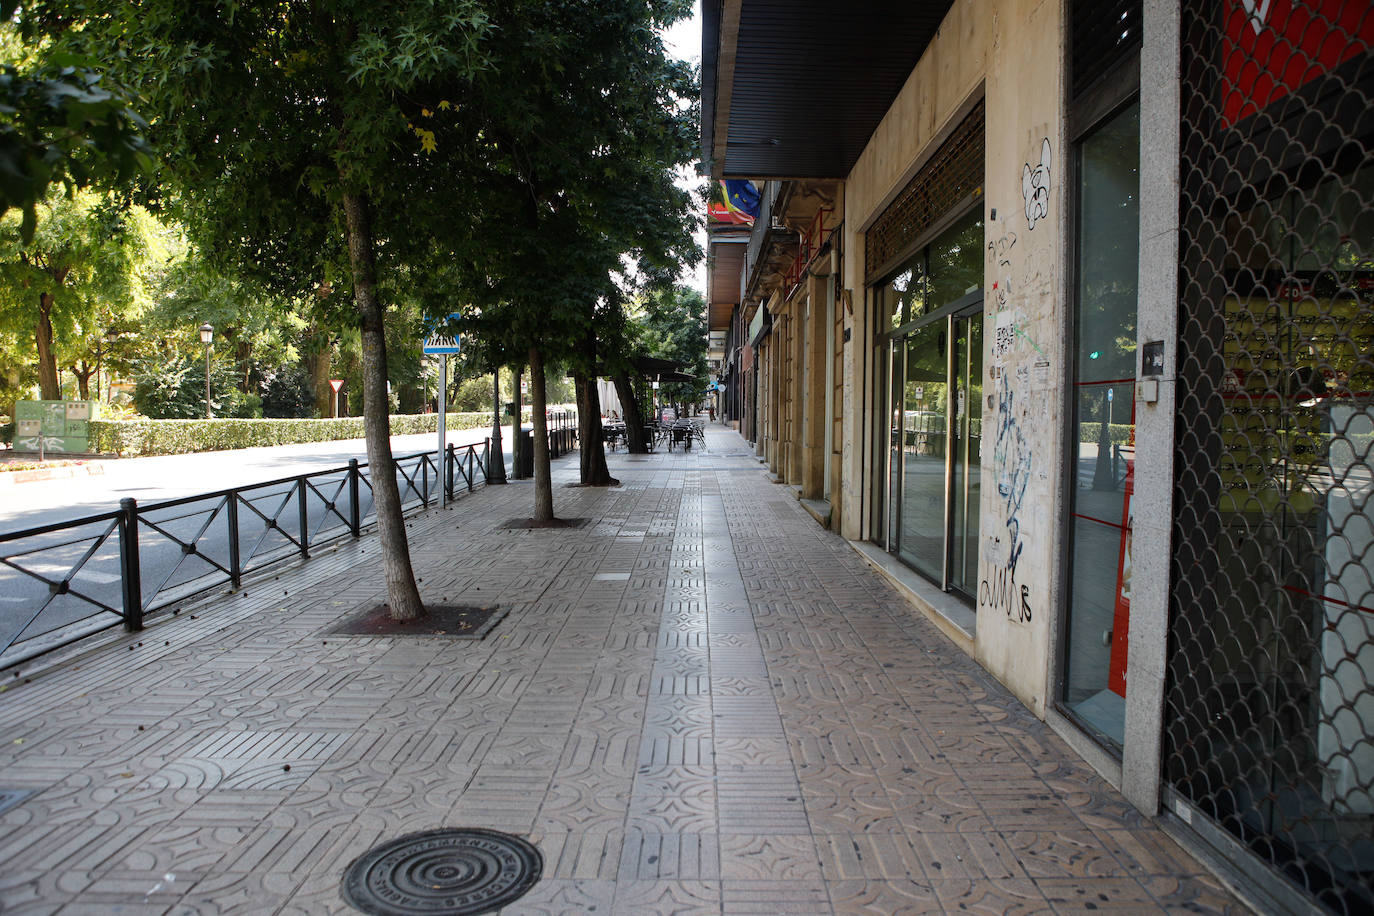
[88,412,503,457]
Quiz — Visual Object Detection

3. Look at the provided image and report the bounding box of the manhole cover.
[341,828,542,915]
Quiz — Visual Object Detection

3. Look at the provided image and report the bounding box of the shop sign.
[1222,1,1374,127]
[747,305,769,346]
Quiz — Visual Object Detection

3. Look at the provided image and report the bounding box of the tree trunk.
[614,373,648,453]
[529,345,554,522]
[235,338,252,393]
[511,370,524,478]
[488,370,507,483]
[341,190,425,621]
[72,361,94,400]
[305,327,334,417]
[36,293,59,400]
[575,372,615,486]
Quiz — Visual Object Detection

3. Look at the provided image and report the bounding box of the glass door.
[898,322,949,580]
[949,312,983,597]
[887,339,903,550]
[871,207,984,596]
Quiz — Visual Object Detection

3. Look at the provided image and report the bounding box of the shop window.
[1061,100,1140,747]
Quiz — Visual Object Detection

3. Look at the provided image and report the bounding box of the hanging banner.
[708,180,761,225]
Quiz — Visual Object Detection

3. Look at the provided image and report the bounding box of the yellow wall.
[839,0,1066,713]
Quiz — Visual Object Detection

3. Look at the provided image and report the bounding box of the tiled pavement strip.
[0,427,1247,915]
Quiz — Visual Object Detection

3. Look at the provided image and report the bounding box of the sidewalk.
[0,426,1246,915]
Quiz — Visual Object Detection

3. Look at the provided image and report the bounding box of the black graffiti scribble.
[993,373,1032,578]
[1022,138,1051,230]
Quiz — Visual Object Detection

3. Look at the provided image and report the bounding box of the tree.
[439,0,699,517]
[642,284,709,413]
[260,366,315,418]
[0,16,152,241]
[0,188,161,400]
[56,0,493,620]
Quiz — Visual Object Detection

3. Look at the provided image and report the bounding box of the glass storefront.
[877,209,984,599]
[1060,100,1140,747]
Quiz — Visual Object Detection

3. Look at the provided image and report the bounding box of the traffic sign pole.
[437,354,447,506]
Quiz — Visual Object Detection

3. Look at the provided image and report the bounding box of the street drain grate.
[341,828,542,915]
[0,789,34,816]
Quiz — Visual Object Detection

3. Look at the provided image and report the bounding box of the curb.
[0,463,107,486]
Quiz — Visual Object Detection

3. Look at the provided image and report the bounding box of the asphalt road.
[0,425,515,531]
[0,424,517,663]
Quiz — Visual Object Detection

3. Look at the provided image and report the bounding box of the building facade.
[703,1,1373,912]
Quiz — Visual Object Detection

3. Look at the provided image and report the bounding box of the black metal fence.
[1169,4,1373,912]
[0,442,491,669]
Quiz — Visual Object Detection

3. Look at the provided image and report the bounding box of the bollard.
[226,496,242,588]
[446,444,456,501]
[297,477,310,559]
[118,497,143,631]
[348,459,361,537]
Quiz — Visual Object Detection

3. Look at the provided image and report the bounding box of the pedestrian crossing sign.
[422,313,463,354]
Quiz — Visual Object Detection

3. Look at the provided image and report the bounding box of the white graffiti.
[1021,138,1052,230]
[1241,0,1272,35]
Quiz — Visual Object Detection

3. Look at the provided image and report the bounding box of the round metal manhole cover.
[341,828,542,915]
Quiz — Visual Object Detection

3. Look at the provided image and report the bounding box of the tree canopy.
[0,16,152,240]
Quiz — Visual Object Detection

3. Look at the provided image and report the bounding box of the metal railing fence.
[0,442,491,669]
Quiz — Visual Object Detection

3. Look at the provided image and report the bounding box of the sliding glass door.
[874,207,984,598]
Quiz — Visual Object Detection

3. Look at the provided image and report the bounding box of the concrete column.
[1122,0,1181,816]
[788,299,806,486]
[802,277,828,500]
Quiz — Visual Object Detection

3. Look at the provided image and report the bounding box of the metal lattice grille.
[1167,3,1374,913]
[865,99,984,282]
[1070,0,1141,101]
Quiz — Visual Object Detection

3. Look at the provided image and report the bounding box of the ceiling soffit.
[704,0,955,180]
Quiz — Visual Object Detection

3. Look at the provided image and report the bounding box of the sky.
[659,3,708,298]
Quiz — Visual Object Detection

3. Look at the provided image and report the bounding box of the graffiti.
[993,372,1033,578]
[1021,138,1052,230]
[987,231,1017,268]
[979,562,1033,624]
[993,312,1016,364]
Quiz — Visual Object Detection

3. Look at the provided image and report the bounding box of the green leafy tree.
[261,365,316,418]
[0,187,162,401]
[0,16,152,240]
[58,0,494,620]
[642,284,709,413]
[441,0,699,513]
[132,352,249,419]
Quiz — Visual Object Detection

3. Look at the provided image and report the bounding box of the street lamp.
[199,322,214,419]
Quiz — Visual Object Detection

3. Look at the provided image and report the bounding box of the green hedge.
[1078,422,1135,447]
[88,412,500,457]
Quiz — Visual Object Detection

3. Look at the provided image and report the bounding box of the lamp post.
[199,322,214,419]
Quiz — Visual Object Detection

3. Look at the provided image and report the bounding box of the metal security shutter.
[1168,3,1374,912]
[865,99,984,284]
[1070,0,1141,102]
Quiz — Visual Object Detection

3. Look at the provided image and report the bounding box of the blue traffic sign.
[423,313,463,355]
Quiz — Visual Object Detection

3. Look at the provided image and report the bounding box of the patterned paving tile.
[826,878,943,913]
[0,428,1246,916]
[612,879,721,915]
[814,833,926,881]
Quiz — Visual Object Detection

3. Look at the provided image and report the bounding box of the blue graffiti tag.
[993,373,1032,577]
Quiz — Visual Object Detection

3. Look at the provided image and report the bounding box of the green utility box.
[12,400,99,454]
